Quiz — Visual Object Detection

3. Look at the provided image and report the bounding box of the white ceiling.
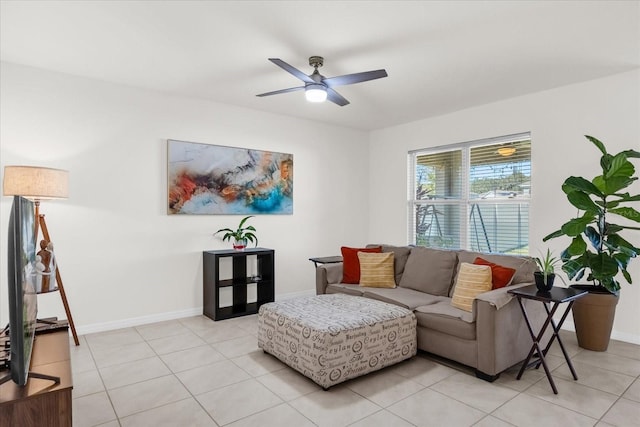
[1,1,639,131]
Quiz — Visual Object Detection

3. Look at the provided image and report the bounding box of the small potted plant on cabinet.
[543,135,639,351]
[215,215,258,250]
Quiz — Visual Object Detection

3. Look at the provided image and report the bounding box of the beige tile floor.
[71,314,640,427]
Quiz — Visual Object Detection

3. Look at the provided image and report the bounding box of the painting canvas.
[168,139,293,214]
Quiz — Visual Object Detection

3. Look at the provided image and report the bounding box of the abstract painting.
[168,139,293,214]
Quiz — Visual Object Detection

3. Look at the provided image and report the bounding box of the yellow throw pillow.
[451,263,492,312]
[358,252,396,288]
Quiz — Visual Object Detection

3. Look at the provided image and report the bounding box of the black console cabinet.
[203,248,275,320]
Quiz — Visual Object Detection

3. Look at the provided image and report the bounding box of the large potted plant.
[215,215,258,250]
[543,135,639,351]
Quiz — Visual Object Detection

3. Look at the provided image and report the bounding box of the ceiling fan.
[256,56,388,106]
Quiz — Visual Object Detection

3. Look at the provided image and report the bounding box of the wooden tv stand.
[0,329,73,427]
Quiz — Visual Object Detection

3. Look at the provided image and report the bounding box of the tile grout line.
[155,319,226,427]
[77,335,121,426]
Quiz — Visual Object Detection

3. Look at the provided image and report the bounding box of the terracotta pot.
[570,284,619,351]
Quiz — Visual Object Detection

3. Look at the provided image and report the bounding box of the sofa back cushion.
[398,246,457,296]
[368,244,411,285]
[454,250,536,295]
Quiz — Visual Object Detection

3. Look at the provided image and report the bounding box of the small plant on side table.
[215,215,258,250]
[533,249,566,292]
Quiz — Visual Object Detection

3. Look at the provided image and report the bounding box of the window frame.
[408,132,531,254]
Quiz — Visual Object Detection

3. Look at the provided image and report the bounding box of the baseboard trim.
[76,290,317,335]
[76,307,202,335]
[561,321,640,345]
[77,293,640,345]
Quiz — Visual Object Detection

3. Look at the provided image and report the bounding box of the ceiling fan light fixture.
[305,84,327,103]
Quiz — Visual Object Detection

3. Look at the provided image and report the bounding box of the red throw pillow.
[341,246,382,284]
[473,257,517,289]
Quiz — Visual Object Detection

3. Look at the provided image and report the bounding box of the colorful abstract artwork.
[168,140,293,215]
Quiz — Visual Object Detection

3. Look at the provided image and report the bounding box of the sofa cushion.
[341,246,382,284]
[398,246,457,296]
[362,287,446,310]
[455,250,536,291]
[414,301,476,340]
[451,263,493,312]
[368,244,411,285]
[473,257,517,289]
[326,283,364,296]
[358,252,396,288]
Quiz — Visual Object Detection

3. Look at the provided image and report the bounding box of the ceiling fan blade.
[323,69,388,87]
[326,88,350,106]
[256,86,305,97]
[268,58,315,84]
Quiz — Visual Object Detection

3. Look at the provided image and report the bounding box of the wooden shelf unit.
[203,248,275,320]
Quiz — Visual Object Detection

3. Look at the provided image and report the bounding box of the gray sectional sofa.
[315,244,547,381]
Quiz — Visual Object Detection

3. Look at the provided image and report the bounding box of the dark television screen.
[7,195,38,386]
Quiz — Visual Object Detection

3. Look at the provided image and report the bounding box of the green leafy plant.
[534,249,566,285]
[543,135,640,293]
[215,215,258,247]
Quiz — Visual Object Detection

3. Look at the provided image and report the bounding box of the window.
[408,133,531,255]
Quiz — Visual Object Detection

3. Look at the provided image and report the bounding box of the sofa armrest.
[476,281,535,310]
[315,263,344,295]
[475,282,548,376]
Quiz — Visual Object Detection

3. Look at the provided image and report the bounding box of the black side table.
[308,256,343,268]
[508,285,587,394]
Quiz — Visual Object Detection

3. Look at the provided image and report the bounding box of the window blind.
[409,133,531,254]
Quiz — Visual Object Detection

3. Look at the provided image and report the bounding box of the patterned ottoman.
[257,294,417,389]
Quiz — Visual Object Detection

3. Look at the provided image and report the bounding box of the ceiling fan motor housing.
[308,56,325,84]
[309,56,324,69]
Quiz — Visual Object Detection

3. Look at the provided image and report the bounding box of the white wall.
[369,70,640,344]
[0,62,370,333]
[3,62,639,345]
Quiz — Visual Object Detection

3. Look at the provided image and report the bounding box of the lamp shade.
[3,166,69,200]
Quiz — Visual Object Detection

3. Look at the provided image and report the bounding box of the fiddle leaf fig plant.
[215,215,258,247]
[543,135,640,293]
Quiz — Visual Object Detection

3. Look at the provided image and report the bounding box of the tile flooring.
[71,315,640,426]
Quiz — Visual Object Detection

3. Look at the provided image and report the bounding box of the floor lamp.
[3,165,79,346]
